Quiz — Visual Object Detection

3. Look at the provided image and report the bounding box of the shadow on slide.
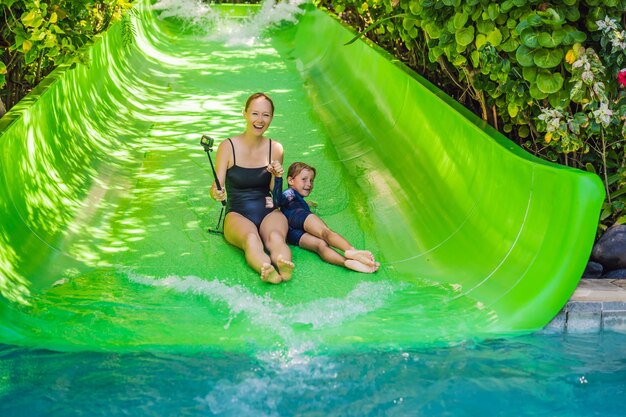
[0,1,604,352]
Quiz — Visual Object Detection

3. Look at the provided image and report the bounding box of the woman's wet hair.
[287,162,316,179]
[245,92,275,115]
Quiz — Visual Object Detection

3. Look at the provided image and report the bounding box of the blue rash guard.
[272,177,311,245]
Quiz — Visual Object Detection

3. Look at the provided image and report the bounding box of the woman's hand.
[210,182,227,202]
[267,160,284,178]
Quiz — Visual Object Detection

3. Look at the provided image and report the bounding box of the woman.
[210,92,294,284]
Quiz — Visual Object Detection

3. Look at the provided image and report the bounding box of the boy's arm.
[272,176,285,208]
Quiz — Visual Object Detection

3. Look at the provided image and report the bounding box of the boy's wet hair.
[245,92,274,114]
[288,162,316,179]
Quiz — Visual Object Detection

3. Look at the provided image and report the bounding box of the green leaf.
[22,11,43,28]
[562,27,587,44]
[538,30,566,48]
[452,54,467,66]
[476,19,495,34]
[536,69,564,93]
[487,3,500,21]
[475,33,487,48]
[501,37,519,52]
[455,26,475,47]
[486,28,503,46]
[563,7,580,22]
[538,8,565,26]
[516,14,543,34]
[0,61,6,75]
[402,18,417,30]
[409,0,421,14]
[453,12,469,30]
[515,45,535,67]
[585,163,596,174]
[533,48,564,68]
[24,47,38,64]
[508,102,519,117]
[424,22,441,39]
[428,46,443,63]
[520,29,539,48]
[519,125,530,138]
[548,89,570,108]
[470,49,480,67]
[530,82,549,99]
[501,0,515,13]
[522,66,538,82]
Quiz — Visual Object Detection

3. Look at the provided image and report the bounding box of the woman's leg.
[303,214,377,267]
[224,212,281,284]
[259,211,294,280]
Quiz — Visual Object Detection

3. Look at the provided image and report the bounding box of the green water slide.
[0,2,604,352]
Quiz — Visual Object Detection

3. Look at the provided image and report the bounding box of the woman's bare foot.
[277,256,295,281]
[261,263,281,284]
[344,248,377,267]
[345,259,379,273]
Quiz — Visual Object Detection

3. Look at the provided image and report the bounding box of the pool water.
[2,331,626,416]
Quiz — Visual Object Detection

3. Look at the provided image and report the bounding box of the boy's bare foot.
[345,259,379,273]
[345,248,377,267]
[277,256,295,281]
[261,263,281,284]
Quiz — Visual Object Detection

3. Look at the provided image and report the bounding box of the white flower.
[596,16,619,33]
[592,101,613,128]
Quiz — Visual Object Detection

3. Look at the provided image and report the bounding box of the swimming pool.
[2,331,625,416]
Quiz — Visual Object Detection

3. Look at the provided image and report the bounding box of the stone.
[591,224,626,271]
[582,261,603,278]
[603,268,626,279]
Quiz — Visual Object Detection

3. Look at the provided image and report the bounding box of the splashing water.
[127,271,400,350]
[151,0,307,45]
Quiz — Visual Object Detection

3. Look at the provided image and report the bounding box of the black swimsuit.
[225,138,274,228]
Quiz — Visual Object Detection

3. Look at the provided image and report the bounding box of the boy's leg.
[303,214,352,252]
[298,233,346,267]
[303,214,378,267]
[299,233,378,273]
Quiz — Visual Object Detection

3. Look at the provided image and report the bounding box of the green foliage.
[0,0,135,110]
[316,0,626,232]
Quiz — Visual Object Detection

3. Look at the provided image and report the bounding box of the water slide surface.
[0,2,604,352]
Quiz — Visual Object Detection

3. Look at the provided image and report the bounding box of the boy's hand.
[265,196,274,208]
[267,160,284,177]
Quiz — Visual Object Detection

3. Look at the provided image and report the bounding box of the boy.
[268,161,379,273]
